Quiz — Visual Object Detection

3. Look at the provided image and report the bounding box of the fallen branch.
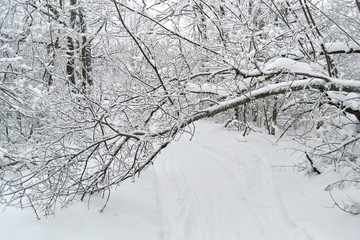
[305,152,321,174]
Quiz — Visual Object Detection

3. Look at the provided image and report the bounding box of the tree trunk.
[66,0,77,85]
[79,7,92,90]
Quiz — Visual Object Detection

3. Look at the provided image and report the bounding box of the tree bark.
[66,0,77,85]
[78,7,92,90]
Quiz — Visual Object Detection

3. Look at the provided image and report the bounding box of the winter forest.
[0,0,360,239]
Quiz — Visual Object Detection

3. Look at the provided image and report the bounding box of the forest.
[0,0,359,220]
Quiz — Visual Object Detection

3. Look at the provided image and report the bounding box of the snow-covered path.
[155,122,307,240]
[1,121,359,240]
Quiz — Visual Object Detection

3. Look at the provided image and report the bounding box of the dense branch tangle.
[0,0,359,216]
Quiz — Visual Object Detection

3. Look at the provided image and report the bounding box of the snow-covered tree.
[0,0,359,216]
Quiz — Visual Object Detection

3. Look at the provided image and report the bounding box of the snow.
[0,147,7,159]
[264,58,310,73]
[260,58,360,92]
[327,91,360,111]
[186,82,230,96]
[1,121,359,240]
[0,57,22,62]
[325,41,360,53]
[326,42,349,53]
[348,41,360,51]
[263,57,323,75]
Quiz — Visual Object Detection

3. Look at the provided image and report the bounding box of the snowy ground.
[1,121,359,240]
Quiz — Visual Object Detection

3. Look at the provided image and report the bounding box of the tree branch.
[112,0,174,105]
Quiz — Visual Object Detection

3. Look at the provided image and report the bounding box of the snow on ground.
[1,121,359,240]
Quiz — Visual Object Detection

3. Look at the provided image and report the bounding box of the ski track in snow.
[155,122,310,240]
